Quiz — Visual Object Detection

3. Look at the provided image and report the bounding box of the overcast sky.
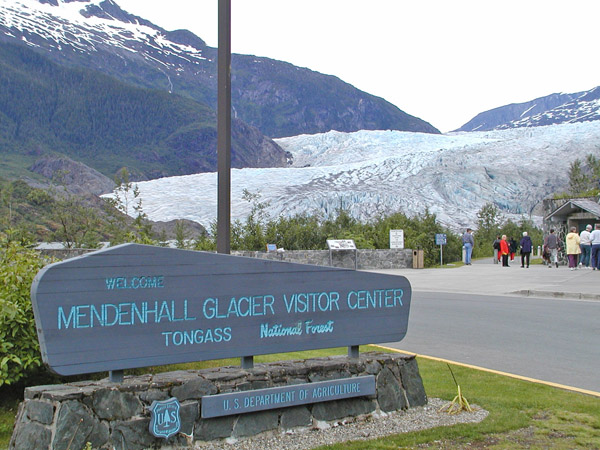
[116,0,600,133]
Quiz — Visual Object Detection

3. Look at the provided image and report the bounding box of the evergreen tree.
[564,153,600,197]
[568,159,588,195]
[474,203,502,257]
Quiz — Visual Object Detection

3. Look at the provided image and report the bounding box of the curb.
[511,289,600,301]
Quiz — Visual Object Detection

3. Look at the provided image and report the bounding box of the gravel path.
[192,398,489,449]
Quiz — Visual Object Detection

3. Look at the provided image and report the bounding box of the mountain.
[0,0,439,139]
[0,40,288,179]
[102,121,600,231]
[457,86,600,132]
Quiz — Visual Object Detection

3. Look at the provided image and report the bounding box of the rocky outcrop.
[29,156,115,195]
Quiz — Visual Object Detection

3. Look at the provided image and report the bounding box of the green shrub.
[0,239,49,386]
[25,188,52,207]
[194,192,464,266]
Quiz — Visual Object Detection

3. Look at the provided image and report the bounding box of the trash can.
[412,249,424,269]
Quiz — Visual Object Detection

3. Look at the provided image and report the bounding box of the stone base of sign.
[10,352,426,450]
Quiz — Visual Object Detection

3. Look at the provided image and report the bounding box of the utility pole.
[217,0,231,254]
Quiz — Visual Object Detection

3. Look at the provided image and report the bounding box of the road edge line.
[373,345,600,398]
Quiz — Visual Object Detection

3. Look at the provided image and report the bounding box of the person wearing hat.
[579,224,593,268]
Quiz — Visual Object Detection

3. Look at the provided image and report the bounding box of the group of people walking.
[461,224,600,270]
[461,229,534,268]
[490,233,533,268]
[562,224,600,270]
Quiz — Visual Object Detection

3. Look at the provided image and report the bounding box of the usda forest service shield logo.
[149,398,181,439]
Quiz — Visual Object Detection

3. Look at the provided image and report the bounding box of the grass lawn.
[0,407,16,450]
[316,351,600,449]
[2,346,599,449]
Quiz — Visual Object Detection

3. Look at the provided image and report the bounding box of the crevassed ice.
[102,121,600,231]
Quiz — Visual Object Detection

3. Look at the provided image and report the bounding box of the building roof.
[545,198,600,221]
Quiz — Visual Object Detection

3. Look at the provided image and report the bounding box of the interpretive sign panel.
[31,244,411,376]
[201,375,375,418]
[389,230,404,249]
[326,239,356,250]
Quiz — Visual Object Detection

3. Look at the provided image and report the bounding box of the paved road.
[385,291,600,393]
[370,262,600,393]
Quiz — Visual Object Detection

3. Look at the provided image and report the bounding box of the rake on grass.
[438,364,474,414]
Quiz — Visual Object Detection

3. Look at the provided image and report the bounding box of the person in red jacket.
[500,235,510,267]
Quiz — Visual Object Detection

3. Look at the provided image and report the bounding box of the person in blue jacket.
[520,231,533,268]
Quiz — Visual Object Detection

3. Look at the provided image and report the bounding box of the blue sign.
[201,376,376,418]
[31,244,412,376]
[435,233,447,245]
[149,398,181,439]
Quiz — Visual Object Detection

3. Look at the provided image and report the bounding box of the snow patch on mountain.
[102,122,600,231]
[499,91,600,129]
[457,88,600,132]
[0,0,206,62]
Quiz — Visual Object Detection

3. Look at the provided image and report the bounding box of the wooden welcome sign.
[31,244,412,376]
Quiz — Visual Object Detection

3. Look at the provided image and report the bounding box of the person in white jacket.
[579,224,593,268]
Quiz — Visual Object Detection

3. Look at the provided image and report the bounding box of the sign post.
[217,0,231,255]
[435,233,447,267]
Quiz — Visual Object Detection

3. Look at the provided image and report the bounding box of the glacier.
[103,121,600,231]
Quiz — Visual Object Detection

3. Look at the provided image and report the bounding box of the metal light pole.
[217,0,231,254]
[217,0,253,369]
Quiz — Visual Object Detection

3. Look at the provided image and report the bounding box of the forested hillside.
[0,0,440,139]
[0,42,287,180]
